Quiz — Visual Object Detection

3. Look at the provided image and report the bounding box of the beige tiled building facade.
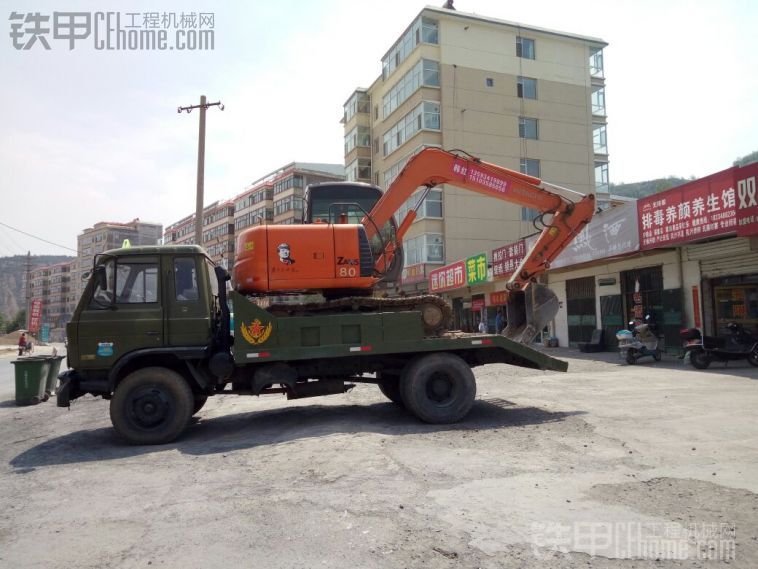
[343,5,608,293]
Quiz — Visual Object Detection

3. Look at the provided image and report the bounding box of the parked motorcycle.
[680,322,758,369]
[616,315,662,365]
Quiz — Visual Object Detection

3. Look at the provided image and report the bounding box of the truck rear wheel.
[400,353,476,424]
[110,367,193,445]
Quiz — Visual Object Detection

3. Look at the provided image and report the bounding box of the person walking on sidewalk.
[18,332,26,356]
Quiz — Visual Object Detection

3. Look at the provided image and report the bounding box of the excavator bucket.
[503,283,560,345]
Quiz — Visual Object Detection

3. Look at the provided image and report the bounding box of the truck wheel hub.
[130,389,171,427]
[427,373,453,402]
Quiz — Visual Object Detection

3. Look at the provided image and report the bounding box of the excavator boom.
[363,148,595,343]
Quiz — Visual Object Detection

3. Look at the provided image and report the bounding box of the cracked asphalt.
[1,345,757,568]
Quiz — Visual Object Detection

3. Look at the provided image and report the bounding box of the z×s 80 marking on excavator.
[234,147,595,343]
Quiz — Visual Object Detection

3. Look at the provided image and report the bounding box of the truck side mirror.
[95,265,108,291]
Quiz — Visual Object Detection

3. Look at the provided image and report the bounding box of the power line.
[0,224,25,254]
[0,221,78,253]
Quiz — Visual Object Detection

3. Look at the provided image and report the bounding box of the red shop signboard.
[638,167,739,250]
[736,162,758,236]
[429,260,466,293]
[491,239,526,279]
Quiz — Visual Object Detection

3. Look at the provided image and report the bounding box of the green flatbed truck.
[58,245,567,444]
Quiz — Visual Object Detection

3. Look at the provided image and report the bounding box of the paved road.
[0,347,756,568]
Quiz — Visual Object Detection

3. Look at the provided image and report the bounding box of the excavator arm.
[362,148,596,343]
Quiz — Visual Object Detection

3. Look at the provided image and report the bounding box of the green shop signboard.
[465,253,488,286]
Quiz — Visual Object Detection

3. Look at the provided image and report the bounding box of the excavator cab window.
[304,183,383,224]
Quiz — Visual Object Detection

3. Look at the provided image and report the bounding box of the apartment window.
[382,16,439,80]
[520,158,541,221]
[516,37,535,59]
[274,196,303,216]
[485,78,494,87]
[519,117,538,140]
[595,161,609,194]
[591,85,606,116]
[520,158,540,177]
[423,101,440,129]
[343,91,370,123]
[423,59,440,86]
[396,188,443,224]
[382,101,440,157]
[383,59,440,119]
[346,157,372,182]
[344,125,371,154]
[590,47,604,78]
[422,17,438,44]
[517,76,537,99]
[405,233,444,265]
[593,123,608,154]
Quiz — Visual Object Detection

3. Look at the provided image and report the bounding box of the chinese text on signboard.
[465,253,488,286]
[638,168,738,249]
[429,261,466,293]
[492,240,525,278]
[28,298,42,333]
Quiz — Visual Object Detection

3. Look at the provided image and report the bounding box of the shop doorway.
[566,276,597,347]
[599,294,623,350]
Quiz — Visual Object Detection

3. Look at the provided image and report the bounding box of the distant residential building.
[75,218,162,300]
[163,200,235,268]
[29,260,76,341]
[165,162,344,268]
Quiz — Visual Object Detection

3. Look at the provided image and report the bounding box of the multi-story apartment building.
[234,162,345,231]
[342,5,608,293]
[29,260,76,340]
[75,219,162,299]
[165,162,344,269]
[163,199,236,268]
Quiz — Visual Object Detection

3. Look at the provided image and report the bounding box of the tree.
[734,150,758,167]
[5,310,26,334]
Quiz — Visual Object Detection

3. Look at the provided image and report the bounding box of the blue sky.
[1,0,756,255]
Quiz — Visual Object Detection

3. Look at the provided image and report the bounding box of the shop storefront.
[684,237,758,336]
[640,161,758,339]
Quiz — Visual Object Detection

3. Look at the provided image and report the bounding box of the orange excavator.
[233,148,595,343]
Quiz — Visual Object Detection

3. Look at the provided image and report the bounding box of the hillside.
[0,255,74,323]
[610,177,691,199]
[610,151,757,199]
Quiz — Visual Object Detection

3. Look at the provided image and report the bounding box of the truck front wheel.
[377,373,404,407]
[400,353,476,424]
[110,367,193,445]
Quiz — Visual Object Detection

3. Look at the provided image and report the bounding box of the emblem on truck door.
[240,319,272,345]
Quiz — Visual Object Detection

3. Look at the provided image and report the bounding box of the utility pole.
[25,251,31,330]
[178,95,224,246]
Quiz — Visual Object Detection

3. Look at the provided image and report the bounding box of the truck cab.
[66,245,224,383]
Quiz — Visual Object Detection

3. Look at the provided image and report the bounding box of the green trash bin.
[44,355,65,398]
[11,358,51,406]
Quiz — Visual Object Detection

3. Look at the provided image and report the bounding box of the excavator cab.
[303,182,382,224]
[303,182,403,282]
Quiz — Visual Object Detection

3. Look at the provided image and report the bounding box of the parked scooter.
[616,315,662,365]
[680,322,758,369]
